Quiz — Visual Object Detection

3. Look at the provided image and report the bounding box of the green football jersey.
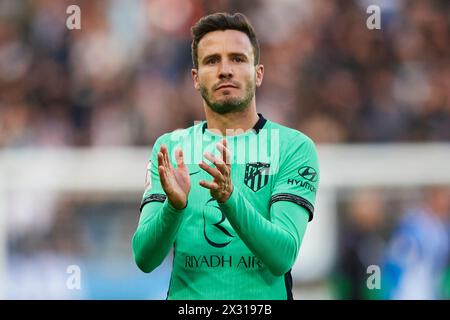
[132,114,320,299]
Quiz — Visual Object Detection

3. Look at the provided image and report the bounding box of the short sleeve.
[140,135,168,212]
[270,137,319,222]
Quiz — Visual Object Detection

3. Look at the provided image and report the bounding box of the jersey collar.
[202,113,267,135]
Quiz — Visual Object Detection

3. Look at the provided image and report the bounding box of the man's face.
[192,30,264,114]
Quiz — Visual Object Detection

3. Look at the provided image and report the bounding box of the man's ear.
[255,64,264,87]
[192,68,200,91]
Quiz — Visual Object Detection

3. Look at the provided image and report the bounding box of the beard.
[200,79,255,115]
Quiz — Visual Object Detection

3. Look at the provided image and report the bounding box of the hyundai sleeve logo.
[298,166,318,182]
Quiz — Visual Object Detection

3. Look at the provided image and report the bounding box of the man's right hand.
[157,144,190,210]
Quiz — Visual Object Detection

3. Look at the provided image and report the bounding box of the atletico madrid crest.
[244,162,270,192]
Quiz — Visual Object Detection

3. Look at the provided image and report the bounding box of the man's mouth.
[215,83,238,90]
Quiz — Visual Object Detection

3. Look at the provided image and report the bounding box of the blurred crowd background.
[0,0,449,299]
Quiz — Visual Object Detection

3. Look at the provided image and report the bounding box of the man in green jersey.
[132,12,320,300]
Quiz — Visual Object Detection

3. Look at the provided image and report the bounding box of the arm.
[132,199,184,273]
[132,137,190,273]
[218,187,309,276]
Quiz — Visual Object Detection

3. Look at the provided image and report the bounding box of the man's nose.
[218,60,233,79]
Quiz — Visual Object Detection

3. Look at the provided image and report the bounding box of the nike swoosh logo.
[189,170,201,176]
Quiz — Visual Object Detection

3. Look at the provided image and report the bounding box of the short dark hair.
[191,12,260,69]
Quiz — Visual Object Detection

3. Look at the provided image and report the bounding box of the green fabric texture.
[132,116,320,299]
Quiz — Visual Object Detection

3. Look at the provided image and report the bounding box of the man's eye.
[206,58,217,64]
[233,56,244,63]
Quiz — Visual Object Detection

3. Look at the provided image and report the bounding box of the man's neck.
[203,104,259,136]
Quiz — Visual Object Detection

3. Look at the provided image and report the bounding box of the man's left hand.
[199,139,233,203]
